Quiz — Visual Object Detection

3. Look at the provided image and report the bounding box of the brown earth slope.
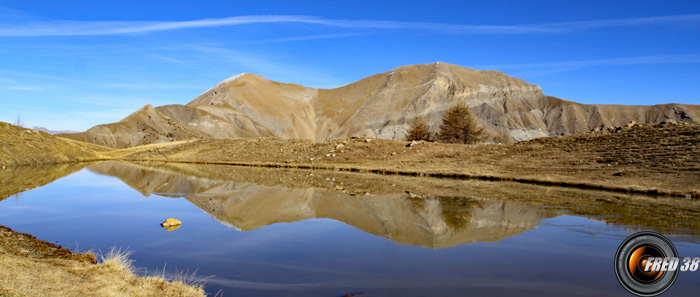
[119,122,700,196]
[59,62,700,148]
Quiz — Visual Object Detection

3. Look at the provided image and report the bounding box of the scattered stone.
[406,140,422,147]
[335,185,344,190]
[364,139,372,143]
[406,191,420,198]
[335,144,345,149]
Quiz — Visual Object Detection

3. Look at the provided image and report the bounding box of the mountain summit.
[60,62,699,148]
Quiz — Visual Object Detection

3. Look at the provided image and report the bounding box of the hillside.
[59,62,700,148]
[0,122,102,167]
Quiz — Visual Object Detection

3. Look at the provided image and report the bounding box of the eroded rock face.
[60,62,700,148]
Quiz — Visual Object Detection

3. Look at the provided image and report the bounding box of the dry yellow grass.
[0,122,101,167]
[0,227,205,297]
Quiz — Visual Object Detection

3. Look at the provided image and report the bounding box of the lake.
[1,161,699,296]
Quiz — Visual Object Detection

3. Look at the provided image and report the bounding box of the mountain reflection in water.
[88,161,557,248]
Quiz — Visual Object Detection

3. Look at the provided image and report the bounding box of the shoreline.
[0,225,205,297]
[2,122,698,198]
[118,158,697,197]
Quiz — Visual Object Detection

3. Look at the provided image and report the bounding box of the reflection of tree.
[13,192,22,203]
[406,195,481,230]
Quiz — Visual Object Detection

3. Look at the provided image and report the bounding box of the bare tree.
[405,116,432,141]
[438,102,484,144]
[13,113,24,128]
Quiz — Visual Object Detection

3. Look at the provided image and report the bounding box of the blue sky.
[1,0,699,131]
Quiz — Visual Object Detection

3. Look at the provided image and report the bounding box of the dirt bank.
[118,122,700,197]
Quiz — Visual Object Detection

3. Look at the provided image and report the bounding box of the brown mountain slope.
[59,62,699,148]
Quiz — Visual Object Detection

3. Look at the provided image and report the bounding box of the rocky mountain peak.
[58,63,699,148]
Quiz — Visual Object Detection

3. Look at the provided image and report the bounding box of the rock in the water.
[161,218,182,228]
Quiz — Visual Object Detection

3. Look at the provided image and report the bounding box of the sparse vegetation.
[405,116,432,141]
[437,102,484,144]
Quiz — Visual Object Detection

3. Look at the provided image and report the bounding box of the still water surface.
[1,161,699,296]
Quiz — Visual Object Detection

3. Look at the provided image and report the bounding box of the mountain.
[59,62,700,148]
[31,126,79,135]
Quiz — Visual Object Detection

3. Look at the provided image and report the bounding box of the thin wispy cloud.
[7,86,37,91]
[185,45,346,88]
[547,14,700,31]
[1,14,698,37]
[0,103,46,110]
[146,53,185,64]
[473,54,700,78]
[231,33,365,45]
[476,54,700,71]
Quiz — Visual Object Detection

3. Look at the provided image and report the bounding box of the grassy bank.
[0,226,205,297]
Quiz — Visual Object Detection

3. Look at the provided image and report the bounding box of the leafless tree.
[13,113,24,128]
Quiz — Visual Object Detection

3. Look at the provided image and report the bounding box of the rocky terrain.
[59,62,700,148]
